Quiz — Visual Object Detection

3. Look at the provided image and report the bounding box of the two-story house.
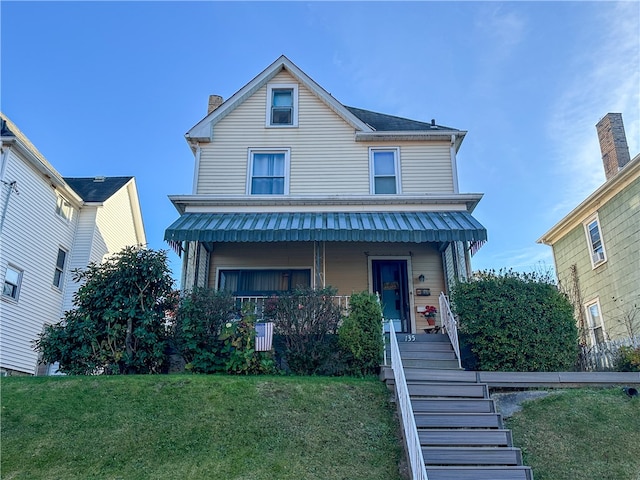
[538,113,639,345]
[0,113,146,375]
[165,56,487,334]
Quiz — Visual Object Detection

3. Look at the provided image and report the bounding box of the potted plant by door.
[423,306,437,326]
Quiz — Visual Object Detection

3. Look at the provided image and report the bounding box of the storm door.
[372,260,410,333]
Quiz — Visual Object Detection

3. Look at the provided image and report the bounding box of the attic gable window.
[583,214,607,268]
[266,83,298,127]
[370,147,401,194]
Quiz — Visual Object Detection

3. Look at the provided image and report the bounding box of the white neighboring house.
[0,112,146,375]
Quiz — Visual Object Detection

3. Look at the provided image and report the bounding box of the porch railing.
[234,295,350,318]
[439,292,462,369]
[388,319,429,480]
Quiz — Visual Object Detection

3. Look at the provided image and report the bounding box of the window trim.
[52,247,68,290]
[217,267,312,296]
[583,213,607,268]
[265,83,299,127]
[2,264,23,301]
[369,147,401,194]
[246,148,291,195]
[584,298,606,345]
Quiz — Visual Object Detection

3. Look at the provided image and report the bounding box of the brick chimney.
[596,113,631,180]
[208,95,223,114]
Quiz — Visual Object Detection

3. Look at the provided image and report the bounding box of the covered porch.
[165,211,486,334]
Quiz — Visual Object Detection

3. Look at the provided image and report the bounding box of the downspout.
[191,144,201,194]
[0,146,17,233]
[450,134,459,194]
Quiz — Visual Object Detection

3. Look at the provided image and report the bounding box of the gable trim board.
[165,211,487,244]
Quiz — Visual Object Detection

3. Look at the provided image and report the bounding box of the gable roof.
[345,106,457,132]
[186,55,464,147]
[64,176,133,202]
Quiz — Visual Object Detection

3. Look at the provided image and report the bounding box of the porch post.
[314,241,325,288]
[182,241,199,291]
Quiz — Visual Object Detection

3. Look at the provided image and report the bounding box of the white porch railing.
[439,292,462,369]
[388,319,429,480]
[234,295,350,318]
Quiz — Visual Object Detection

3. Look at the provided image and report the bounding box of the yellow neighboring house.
[539,113,639,345]
[165,56,487,334]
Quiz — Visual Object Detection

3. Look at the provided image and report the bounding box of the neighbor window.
[218,269,311,296]
[53,248,67,289]
[585,300,606,345]
[583,214,606,267]
[55,194,72,220]
[266,84,298,127]
[248,149,290,195]
[3,265,22,300]
[370,148,400,194]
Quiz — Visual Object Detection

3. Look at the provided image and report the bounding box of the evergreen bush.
[451,269,578,372]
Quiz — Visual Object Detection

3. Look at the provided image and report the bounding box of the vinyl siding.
[554,176,640,340]
[196,70,454,196]
[94,182,141,262]
[0,148,77,374]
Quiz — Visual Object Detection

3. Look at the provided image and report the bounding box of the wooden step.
[397,342,454,352]
[392,333,451,343]
[403,368,477,383]
[403,358,461,369]
[400,350,458,361]
[408,382,488,398]
[414,413,504,429]
[412,398,495,414]
[426,466,533,480]
[418,429,512,447]
[422,446,524,466]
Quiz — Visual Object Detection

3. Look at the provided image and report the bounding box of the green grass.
[506,387,640,480]
[1,375,404,480]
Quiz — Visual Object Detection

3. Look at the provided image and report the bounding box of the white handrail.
[439,292,462,369]
[388,320,429,480]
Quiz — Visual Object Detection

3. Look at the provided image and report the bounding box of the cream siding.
[0,148,76,374]
[94,183,141,261]
[196,70,454,196]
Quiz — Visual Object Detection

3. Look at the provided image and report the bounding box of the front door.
[372,260,410,333]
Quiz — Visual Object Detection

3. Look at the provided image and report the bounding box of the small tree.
[338,292,383,376]
[451,269,578,372]
[36,246,175,375]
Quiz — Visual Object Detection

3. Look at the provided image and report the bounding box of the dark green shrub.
[173,288,235,373]
[338,292,383,375]
[451,269,578,372]
[36,247,175,375]
[265,287,343,375]
[615,346,640,372]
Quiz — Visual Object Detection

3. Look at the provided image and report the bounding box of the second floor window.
[370,148,400,194]
[56,194,72,220]
[3,265,22,300]
[584,214,606,267]
[249,149,289,195]
[53,248,67,289]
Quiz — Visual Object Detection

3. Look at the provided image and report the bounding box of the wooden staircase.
[386,334,534,480]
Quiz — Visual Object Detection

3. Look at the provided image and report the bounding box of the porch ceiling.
[164,211,487,244]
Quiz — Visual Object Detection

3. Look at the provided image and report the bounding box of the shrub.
[172,288,236,373]
[338,292,384,376]
[265,287,343,375]
[615,346,640,372]
[451,269,578,372]
[36,247,175,375]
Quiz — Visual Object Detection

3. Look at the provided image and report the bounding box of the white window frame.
[584,298,607,345]
[583,213,607,268]
[55,194,72,221]
[2,264,23,301]
[369,147,401,194]
[246,148,290,195]
[53,247,68,290]
[265,83,298,127]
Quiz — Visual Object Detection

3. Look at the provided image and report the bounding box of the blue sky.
[2,1,639,280]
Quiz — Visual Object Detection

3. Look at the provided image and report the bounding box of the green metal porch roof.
[164,211,487,244]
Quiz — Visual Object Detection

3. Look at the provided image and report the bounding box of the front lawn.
[1,375,404,480]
